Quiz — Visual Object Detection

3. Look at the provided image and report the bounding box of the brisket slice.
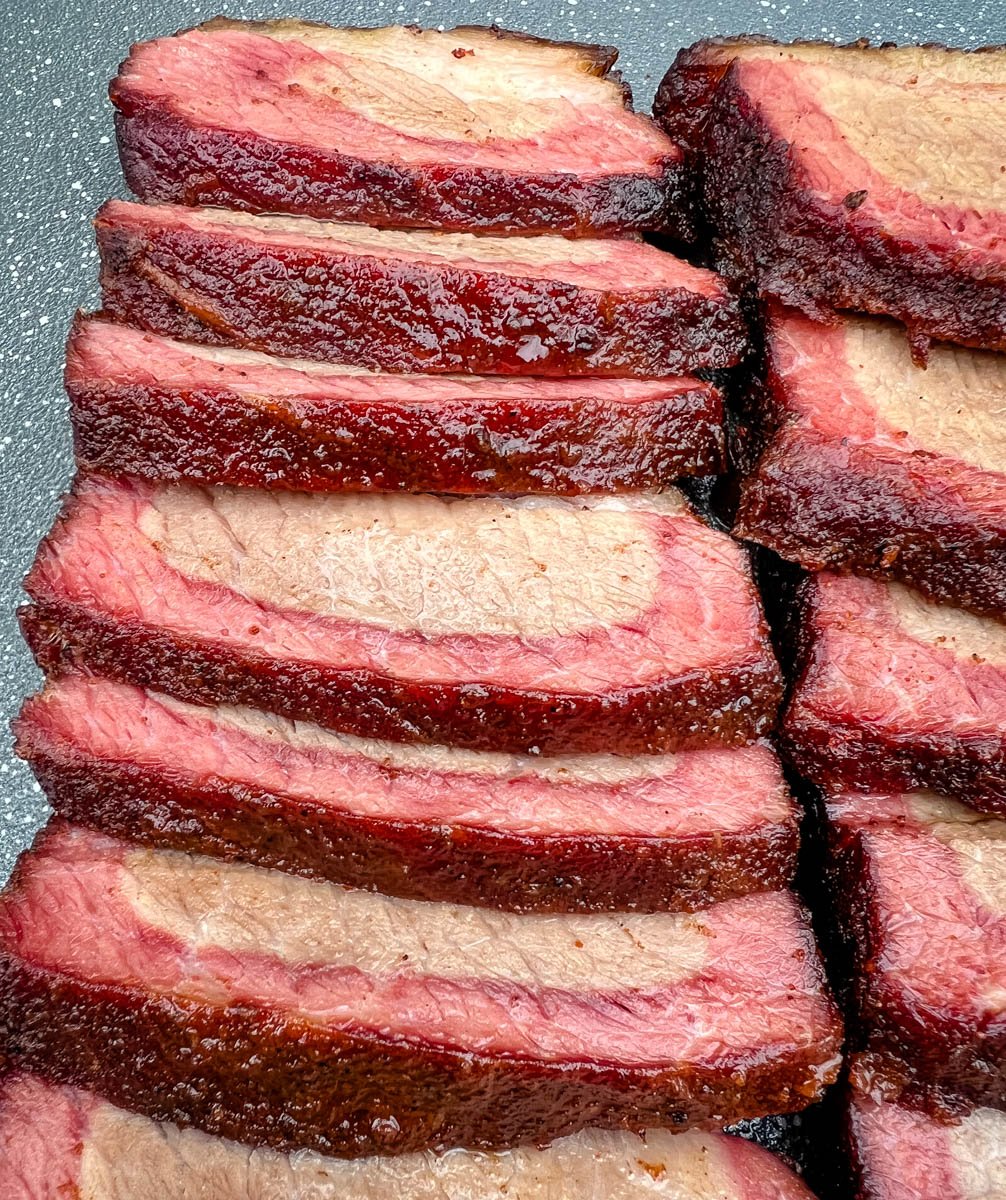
[22,478,782,755]
[15,674,797,914]
[655,39,1006,355]
[827,792,1006,1110]
[95,200,746,377]
[111,19,693,240]
[734,308,1006,618]
[0,824,842,1156]
[67,315,726,494]
[0,1072,817,1200]
[781,572,1006,813]
[847,1084,1006,1200]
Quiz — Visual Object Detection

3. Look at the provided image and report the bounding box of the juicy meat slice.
[95,200,746,377]
[111,19,693,239]
[66,315,726,494]
[781,572,1006,813]
[14,674,798,913]
[0,824,842,1156]
[655,38,1006,354]
[734,308,1006,617]
[827,791,1006,1108]
[0,1072,817,1200]
[848,1086,1006,1200]
[21,478,782,755]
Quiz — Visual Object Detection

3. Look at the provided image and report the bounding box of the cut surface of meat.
[734,308,1006,618]
[848,1086,1006,1200]
[0,1072,817,1200]
[22,477,782,755]
[66,315,726,494]
[0,825,842,1156]
[782,572,1006,813]
[15,674,798,913]
[95,200,746,377]
[655,39,1006,353]
[827,792,1006,1108]
[111,19,692,239]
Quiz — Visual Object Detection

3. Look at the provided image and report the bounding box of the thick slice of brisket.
[826,792,1006,1109]
[0,824,842,1156]
[94,200,746,377]
[14,674,798,913]
[781,573,1006,812]
[0,1070,818,1200]
[111,19,693,240]
[655,39,1006,353]
[21,478,782,755]
[734,308,1006,617]
[67,315,726,494]
[847,1083,1006,1200]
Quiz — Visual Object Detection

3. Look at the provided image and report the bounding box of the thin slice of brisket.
[111,19,693,240]
[0,824,842,1156]
[14,674,798,913]
[733,308,1006,617]
[781,572,1006,812]
[94,200,746,377]
[66,315,726,494]
[827,792,1006,1109]
[0,1070,818,1199]
[21,478,782,755]
[655,39,1006,353]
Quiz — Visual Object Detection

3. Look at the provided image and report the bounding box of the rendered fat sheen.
[122,848,710,990]
[886,581,1006,666]
[140,488,670,638]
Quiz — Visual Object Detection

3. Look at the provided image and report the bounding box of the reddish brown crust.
[0,955,841,1158]
[94,206,747,377]
[19,746,798,914]
[68,375,726,495]
[19,604,784,756]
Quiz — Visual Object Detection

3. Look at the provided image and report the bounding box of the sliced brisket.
[21,478,782,755]
[95,200,745,377]
[0,1071,818,1200]
[827,792,1006,1109]
[111,19,692,240]
[655,39,1006,353]
[734,308,1006,617]
[15,674,797,913]
[67,315,726,494]
[0,824,842,1155]
[781,573,1006,812]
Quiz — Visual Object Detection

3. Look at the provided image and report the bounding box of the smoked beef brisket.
[111,19,692,240]
[96,200,745,376]
[827,792,1006,1109]
[67,315,726,494]
[655,39,1006,354]
[734,308,1006,617]
[0,825,842,1155]
[15,674,798,913]
[782,573,1006,813]
[0,1072,817,1200]
[21,479,782,755]
[848,1085,1006,1200]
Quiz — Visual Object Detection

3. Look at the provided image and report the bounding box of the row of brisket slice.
[654,35,1006,1200]
[0,18,834,1200]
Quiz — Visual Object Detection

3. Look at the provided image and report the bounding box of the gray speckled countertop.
[2,0,1005,882]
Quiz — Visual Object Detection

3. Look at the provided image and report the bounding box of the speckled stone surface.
[2,0,1005,882]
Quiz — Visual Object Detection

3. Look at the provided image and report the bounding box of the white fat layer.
[886,581,1006,667]
[141,487,678,639]
[935,826,1006,916]
[904,792,994,827]
[122,849,709,991]
[946,1106,1006,1197]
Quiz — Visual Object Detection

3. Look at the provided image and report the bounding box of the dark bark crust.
[68,378,726,495]
[19,604,784,757]
[95,208,747,377]
[0,956,841,1158]
[19,747,798,913]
